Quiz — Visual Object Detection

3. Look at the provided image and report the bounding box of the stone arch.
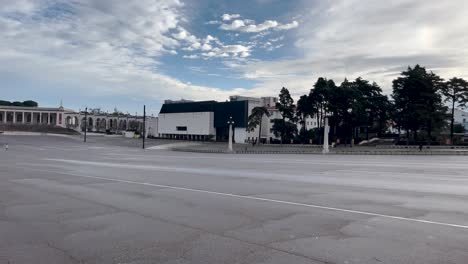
[103,119,107,130]
[14,112,23,123]
[81,117,87,132]
[96,118,103,132]
[99,119,106,131]
[66,116,72,126]
[25,113,32,123]
[6,112,13,123]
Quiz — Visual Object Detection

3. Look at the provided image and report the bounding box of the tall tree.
[310,78,329,129]
[274,87,296,143]
[352,78,390,139]
[271,119,298,142]
[442,77,468,144]
[296,95,310,134]
[392,65,447,143]
[247,106,270,144]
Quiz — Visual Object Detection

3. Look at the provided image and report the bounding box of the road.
[1,135,468,264]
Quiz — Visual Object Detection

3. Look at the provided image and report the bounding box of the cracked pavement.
[1,135,468,263]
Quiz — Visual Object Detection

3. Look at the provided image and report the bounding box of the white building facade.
[0,105,155,137]
[453,109,468,131]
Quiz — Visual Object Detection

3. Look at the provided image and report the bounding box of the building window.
[176,126,187,131]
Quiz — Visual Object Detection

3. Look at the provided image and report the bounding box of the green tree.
[274,87,296,143]
[453,124,465,134]
[310,78,330,129]
[442,77,468,144]
[392,65,447,143]
[276,87,295,120]
[12,101,23,106]
[271,119,298,142]
[352,78,390,139]
[0,100,12,106]
[246,106,270,144]
[22,100,38,107]
[296,95,314,142]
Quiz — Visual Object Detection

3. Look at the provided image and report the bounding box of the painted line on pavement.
[38,165,468,230]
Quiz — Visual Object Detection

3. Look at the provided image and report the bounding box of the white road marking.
[103,153,468,169]
[36,167,468,230]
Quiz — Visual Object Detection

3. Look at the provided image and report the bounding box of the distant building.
[157,95,318,143]
[0,105,71,127]
[453,108,468,131]
[0,105,155,137]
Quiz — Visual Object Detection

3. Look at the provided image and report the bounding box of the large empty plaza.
[1,135,468,263]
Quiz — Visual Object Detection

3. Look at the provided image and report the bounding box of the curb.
[0,131,79,138]
[171,148,468,155]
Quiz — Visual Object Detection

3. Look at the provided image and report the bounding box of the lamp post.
[142,105,146,149]
[84,107,88,142]
[227,116,235,152]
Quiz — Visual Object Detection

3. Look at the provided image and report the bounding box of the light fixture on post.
[227,116,235,152]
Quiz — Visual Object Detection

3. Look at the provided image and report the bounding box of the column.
[22,112,25,124]
[48,112,51,125]
[12,111,16,124]
[2,111,5,123]
[39,113,42,124]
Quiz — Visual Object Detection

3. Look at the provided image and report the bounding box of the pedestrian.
[4,143,8,151]
[419,143,423,152]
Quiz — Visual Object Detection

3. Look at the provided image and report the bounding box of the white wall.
[453,109,468,130]
[158,112,215,135]
[234,127,247,143]
[146,117,158,137]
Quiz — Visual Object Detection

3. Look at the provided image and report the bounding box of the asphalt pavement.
[1,135,468,264]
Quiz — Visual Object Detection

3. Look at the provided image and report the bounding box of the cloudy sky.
[1,0,467,114]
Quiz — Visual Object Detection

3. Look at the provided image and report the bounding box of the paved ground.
[1,135,468,264]
[171,141,468,155]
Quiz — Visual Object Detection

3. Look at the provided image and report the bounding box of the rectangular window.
[176,126,187,131]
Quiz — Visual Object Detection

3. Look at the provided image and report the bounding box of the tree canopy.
[0,100,38,107]
[392,65,448,142]
[272,87,297,143]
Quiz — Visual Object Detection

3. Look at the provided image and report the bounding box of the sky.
[1,0,468,115]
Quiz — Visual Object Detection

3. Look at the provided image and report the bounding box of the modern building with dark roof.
[158,96,268,142]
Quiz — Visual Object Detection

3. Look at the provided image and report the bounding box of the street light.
[227,116,235,152]
[84,107,88,142]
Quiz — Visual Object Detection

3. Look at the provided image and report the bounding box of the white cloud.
[176,28,252,59]
[276,21,299,30]
[198,44,251,59]
[222,13,241,21]
[219,18,299,33]
[183,54,200,59]
[224,0,468,100]
[201,43,212,51]
[0,0,241,106]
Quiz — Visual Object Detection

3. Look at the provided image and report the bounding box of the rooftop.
[0,105,73,112]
